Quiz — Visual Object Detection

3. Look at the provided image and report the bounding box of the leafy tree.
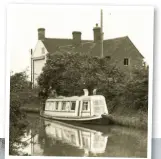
[10,72,31,155]
[10,72,31,93]
[123,67,148,111]
[37,52,125,112]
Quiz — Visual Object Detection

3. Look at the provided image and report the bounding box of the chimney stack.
[93,24,101,42]
[72,31,81,46]
[38,28,45,41]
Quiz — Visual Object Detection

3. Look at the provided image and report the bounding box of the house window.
[71,102,76,110]
[82,101,89,110]
[124,58,129,66]
[41,47,45,54]
[106,56,111,60]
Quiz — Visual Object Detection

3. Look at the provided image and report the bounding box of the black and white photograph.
[7,4,153,158]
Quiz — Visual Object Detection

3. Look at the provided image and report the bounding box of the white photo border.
[5,2,154,159]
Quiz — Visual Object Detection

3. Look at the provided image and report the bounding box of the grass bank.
[107,113,147,130]
[106,104,148,130]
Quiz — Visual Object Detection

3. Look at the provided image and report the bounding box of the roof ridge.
[45,38,92,41]
[103,36,128,41]
[45,38,72,40]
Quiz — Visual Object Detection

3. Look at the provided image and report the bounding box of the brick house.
[31,24,146,86]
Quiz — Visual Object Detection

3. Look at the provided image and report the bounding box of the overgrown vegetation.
[124,68,148,112]
[38,53,124,112]
[38,52,148,114]
[10,72,37,155]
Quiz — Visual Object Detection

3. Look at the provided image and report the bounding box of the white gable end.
[33,40,48,58]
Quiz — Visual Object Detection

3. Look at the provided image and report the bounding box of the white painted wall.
[33,59,46,85]
[32,40,48,86]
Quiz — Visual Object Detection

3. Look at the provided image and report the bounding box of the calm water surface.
[20,113,147,157]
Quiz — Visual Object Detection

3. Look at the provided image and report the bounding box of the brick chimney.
[38,28,45,41]
[72,31,81,46]
[93,24,101,42]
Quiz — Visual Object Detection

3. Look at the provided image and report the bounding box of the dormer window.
[106,56,111,60]
[124,58,129,66]
[41,47,45,54]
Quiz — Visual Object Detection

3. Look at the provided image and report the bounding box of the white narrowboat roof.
[46,95,105,102]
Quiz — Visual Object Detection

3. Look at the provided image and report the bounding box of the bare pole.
[30,49,33,88]
[100,9,104,58]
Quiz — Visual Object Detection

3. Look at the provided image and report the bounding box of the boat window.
[93,100,104,105]
[71,102,76,110]
[82,101,89,110]
[45,102,50,110]
[51,102,55,110]
[66,102,70,110]
[48,102,52,110]
[59,102,62,110]
[62,102,66,110]
[55,101,59,110]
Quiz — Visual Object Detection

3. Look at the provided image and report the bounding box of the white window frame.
[82,101,89,111]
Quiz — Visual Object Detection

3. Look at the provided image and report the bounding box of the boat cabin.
[44,92,108,120]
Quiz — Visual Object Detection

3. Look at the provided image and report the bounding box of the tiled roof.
[42,38,91,53]
[102,36,144,58]
[42,36,144,59]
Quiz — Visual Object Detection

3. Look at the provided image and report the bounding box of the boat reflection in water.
[45,120,108,156]
[22,118,108,156]
[20,113,147,157]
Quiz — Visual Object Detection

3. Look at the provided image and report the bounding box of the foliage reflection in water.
[20,113,147,157]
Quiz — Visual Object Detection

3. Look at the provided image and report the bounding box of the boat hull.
[40,111,110,125]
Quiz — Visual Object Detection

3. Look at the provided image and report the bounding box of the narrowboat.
[40,89,109,124]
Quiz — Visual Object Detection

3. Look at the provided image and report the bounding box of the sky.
[7,4,154,75]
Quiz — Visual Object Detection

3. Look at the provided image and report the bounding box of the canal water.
[20,113,147,157]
